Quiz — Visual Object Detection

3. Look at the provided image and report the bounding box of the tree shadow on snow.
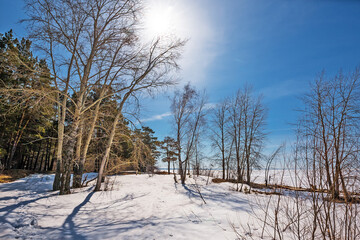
[0,193,57,227]
[62,191,95,240]
[181,183,251,212]
[182,184,199,199]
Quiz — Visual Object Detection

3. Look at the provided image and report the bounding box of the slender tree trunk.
[38,148,46,172]
[27,150,34,170]
[59,104,82,194]
[226,158,230,180]
[187,156,190,176]
[177,126,184,184]
[32,142,42,171]
[235,139,241,184]
[59,80,85,194]
[59,125,78,194]
[18,151,25,169]
[49,141,56,171]
[73,96,103,188]
[44,139,51,171]
[42,139,50,171]
[179,160,185,184]
[246,145,251,184]
[95,109,122,191]
[7,115,29,168]
[23,154,29,169]
[182,157,188,184]
[73,121,84,188]
[53,92,66,191]
[53,46,76,191]
[222,149,225,180]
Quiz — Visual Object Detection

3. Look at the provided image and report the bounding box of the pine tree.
[0,30,54,170]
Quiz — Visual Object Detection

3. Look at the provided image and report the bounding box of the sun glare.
[143,1,180,38]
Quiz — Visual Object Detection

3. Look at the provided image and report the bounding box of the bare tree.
[264,144,282,187]
[299,69,360,200]
[94,38,185,191]
[228,86,266,186]
[228,89,245,185]
[241,87,266,184]
[192,129,203,177]
[23,0,143,194]
[250,69,360,240]
[210,99,230,179]
[171,84,207,184]
[24,0,185,194]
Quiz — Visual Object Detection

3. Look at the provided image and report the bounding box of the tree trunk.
[187,156,190,176]
[73,121,84,188]
[7,113,29,168]
[179,160,184,184]
[95,110,122,191]
[53,92,66,191]
[19,153,25,169]
[49,142,56,171]
[38,146,46,172]
[59,121,79,195]
[27,150,35,170]
[32,142,42,171]
[222,149,225,180]
[59,85,84,195]
[226,158,230,180]
[43,139,51,171]
[177,126,184,184]
[59,98,83,194]
[73,96,103,188]
[18,151,25,169]
[72,161,84,188]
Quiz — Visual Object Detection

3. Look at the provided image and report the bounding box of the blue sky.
[141,0,360,153]
[1,0,360,159]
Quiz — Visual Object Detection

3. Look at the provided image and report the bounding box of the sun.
[143,1,180,39]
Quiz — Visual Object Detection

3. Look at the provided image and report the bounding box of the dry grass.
[212,178,314,191]
[0,169,34,183]
[153,171,170,175]
[212,178,360,202]
[212,178,238,184]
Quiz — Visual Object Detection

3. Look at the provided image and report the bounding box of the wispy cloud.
[141,102,216,123]
[141,112,172,123]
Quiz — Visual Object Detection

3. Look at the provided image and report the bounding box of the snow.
[1,172,321,239]
[205,169,317,188]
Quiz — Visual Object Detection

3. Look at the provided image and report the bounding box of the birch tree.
[171,84,207,184]
[24,0,185,194]
[94,38,185,191]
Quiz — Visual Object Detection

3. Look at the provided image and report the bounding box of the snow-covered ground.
[2,171,356,240]
[0,173,268,240]
[202,169,309,187]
